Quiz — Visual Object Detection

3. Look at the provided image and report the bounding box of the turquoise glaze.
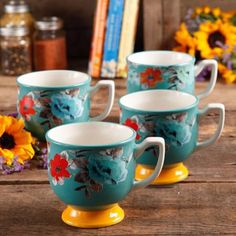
[46,122,165,210]
[119,96,199,166]
[46,141,135,210]
[17,71,116,141]
[17,81,90,140]
[127,51,195,94]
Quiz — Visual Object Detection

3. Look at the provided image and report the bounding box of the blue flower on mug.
[19,88,86,133]
[50,94,84,120]
[88,155,128,185]
[155,120,192,147]
[66,147,129,198]
[123,112,194,148]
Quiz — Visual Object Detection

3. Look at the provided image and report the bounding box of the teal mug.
[119,90,225,185]
[46,122,165,228]
[17,70,115,140]
[127,50,217,99]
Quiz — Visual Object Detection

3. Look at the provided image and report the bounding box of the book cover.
[88,0,109,78]
[101,0,124,78]
[117,0,140,78]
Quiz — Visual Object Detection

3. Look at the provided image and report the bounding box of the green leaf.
[231,15,236,26]
[199,13,217,22]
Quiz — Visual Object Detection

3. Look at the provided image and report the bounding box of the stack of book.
[88,0,140,79]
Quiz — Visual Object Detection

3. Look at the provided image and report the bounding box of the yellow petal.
[1,116,13,129]
[12,147,34,163]
[6,119,25,135]
[0,148,14,165]
[203,6,210,14]
[16,144,35,158]
[14,131,33,145]
[212,7,221,17]
[0,124,6,137]
[195,7,202,15]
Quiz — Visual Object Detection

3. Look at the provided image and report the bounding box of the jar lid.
[35,17,63,30]
[4,1,30,13]
[0,27,29,36]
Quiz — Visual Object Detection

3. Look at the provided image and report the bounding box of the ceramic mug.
[17,70,115,140]
[46,122,165,228]
[119,90,225,185]
[127,50,217,99]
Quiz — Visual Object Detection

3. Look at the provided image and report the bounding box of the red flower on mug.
[124,118,141,140]
[19,95,36,121]
[50,153,71,185]
[140,68,163,88]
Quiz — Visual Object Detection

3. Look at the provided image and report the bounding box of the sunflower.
[173,23,197,56]
[218,63,236,83]
[0,116,34,165]
[194,20,236,59]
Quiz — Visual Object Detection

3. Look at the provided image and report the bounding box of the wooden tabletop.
[0,76,235,235]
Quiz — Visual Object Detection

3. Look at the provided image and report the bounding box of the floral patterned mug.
[46,122,165,228]
[127,50,217,99]
[119,90,225,185]
[17,70,115,140]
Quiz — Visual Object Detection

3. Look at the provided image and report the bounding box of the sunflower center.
[208,31,226,48]
[0,132,15,149]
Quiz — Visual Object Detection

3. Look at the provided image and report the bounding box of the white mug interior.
[120,90,198,112]
[127,51,194,66]
[47,122,135,146]
[17,70,90,87]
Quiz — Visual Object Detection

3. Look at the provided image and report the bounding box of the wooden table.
[0,76,235,235]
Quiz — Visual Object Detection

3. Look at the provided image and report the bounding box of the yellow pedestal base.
[61,204,124,228]
[136,162,189,185]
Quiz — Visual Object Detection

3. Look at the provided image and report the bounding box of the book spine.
[88,0,109,78]
[101,0,124,78]
[117,0,140,78]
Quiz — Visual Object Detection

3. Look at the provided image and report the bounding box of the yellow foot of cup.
[61,204,124,228]
[136,162,189,185]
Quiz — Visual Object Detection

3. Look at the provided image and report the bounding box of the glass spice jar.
[33,17,67,70]
[0,27,32,76]
[0,0,34,31]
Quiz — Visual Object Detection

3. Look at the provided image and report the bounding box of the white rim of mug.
[46,122,137,148]
[126,50,196,67]
[17,70,91,90]
[119,90,199,114]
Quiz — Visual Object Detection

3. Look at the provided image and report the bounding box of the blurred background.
[0,0,234,67]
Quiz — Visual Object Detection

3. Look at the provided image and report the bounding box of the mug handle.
[89,80,115,121]
[132,137,165,189]
[195,103,225,151]
[194,59,218,100]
